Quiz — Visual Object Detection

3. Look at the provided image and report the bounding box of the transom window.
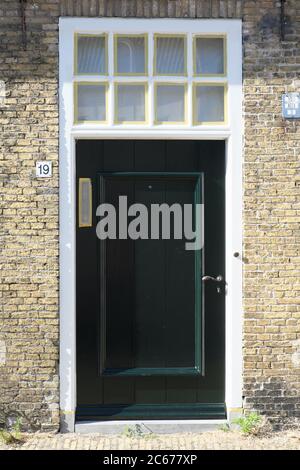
[73,32,227,126]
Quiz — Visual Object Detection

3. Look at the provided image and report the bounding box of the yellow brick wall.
[0,0,60,431]
[243,0,300,426]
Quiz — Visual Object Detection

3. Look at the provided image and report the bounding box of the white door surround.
[59,18,243,432]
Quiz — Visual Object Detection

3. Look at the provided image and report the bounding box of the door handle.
[202,275,224,282]
[202,274,224,294]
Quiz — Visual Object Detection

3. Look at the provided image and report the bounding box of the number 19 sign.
[36,161,52,178]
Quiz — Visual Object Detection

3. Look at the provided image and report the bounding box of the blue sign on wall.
[282,93,300,119]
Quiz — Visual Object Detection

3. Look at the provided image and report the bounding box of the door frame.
[59,18,243,432]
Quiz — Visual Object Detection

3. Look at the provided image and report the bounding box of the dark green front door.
[76,140,225,420]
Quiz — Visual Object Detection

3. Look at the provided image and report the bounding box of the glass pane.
[156,85,185,122]
[116,84,146,122]
[116,36,146,74]
[76,84,106,122]
[79,178,92,227]
[195,37,224,75]
[155,36,185,75]
[76,35,106,74]
[195,85,225,123]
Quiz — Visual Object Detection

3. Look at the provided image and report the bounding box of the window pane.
[76,35,106,74]
[156,85,185,122]
[116,36,146,74]
[195,85,225,123]
[195,37,224,75]
[155,36,185,75]
[116,85,146,122]
[76,84,106,122]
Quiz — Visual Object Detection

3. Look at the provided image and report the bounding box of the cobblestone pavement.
[1,430,300,450]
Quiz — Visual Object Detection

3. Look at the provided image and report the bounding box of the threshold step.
[75,419,227,435]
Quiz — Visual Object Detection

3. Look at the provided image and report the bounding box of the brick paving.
[1,430,300,450]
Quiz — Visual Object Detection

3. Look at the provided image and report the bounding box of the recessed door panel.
[99,174,202,377]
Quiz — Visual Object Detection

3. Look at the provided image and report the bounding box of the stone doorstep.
[75,420,227,435]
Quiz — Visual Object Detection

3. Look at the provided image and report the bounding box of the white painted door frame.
[59,18,243,432]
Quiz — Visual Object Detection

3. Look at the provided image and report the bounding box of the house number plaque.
[36,161,52,178]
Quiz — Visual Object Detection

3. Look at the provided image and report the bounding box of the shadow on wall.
[244,375,300,429]
[243,8,294,43]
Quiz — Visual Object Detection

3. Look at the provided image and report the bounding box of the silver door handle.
[202,275,224,282]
